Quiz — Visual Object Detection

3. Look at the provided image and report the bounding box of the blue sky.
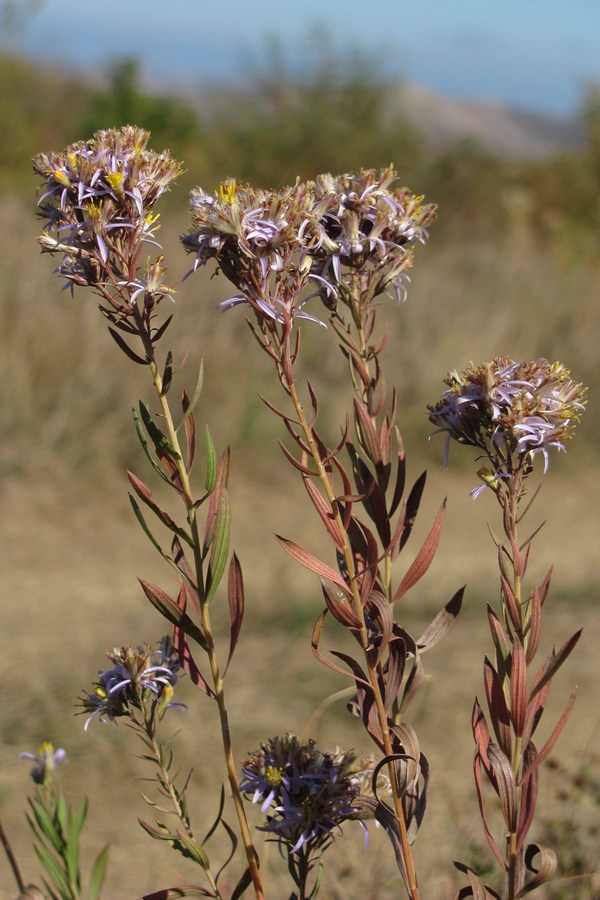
[7,0,600,116]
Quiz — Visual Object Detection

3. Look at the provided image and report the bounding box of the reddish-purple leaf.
[278,441,319,475]
[500,574,522,633]
[108,326,149,365]
[353,397,381,466]
[321,583,359,628]
[483,657,512,760]
[517,742,539,849]
[389,430,406,518]
[182,392,196,475]
[522,681,550,748]
[306,379,319,428]
[173,628,213,697]
[139,579,208,651]
[383,637,406,714]
[259,393,301,425]
[393,499,446,602]
[311,611,371,687]
[399,649,424,714]
[537,567,553,607]
[487,605,511,665]
[520,689,577,783]
[510,638,527,738]
[365,590,394,663]
[127,471,191,543]
[487,743,517,831]
[525,587,542,664]
[397,470,426,551]
[225,553,245,673]
[303,476,344,549]
[473,751,505,868]
[529,630,582,701]
[277,535,349,590]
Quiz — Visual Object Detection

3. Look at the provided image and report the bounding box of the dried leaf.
[517,843,558,896]
[416,586,464,651]
[453,862,501,900]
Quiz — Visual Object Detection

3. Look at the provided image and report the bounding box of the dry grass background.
[0,173,599,898]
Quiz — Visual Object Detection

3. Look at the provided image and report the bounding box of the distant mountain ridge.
[388,82,585,159]
[190,78,586,160]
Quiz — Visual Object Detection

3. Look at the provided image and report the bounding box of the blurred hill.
[389,82,585,159]
[191,79,585,161]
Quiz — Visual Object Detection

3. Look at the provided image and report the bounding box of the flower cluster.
[33,126,182,305]
[81,636,183,729]
[182,178,322,325]
[428,357,587,488]
[310,167,436,308]
[240,734,374,855]
[182,167,436,327]
[19,743,67,786]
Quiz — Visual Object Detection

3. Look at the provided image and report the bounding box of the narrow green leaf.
[132,408,172,486]
[139,401,182,461]
[33,844,71,897]
[181,360,204,424]
[28,801,63,854]
[205,489,231,604]
[204,426,217,494]
[88,845,110,900]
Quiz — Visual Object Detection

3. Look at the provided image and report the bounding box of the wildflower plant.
[28,126,589,899]
[429,358,587,899]
[34,126,264,899]
[240,735,378,899]
[183,167,464,900]
[15,743,109,900]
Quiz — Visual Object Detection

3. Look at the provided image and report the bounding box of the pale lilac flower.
[241,735,374,856]
[20,743,67,785]
[428,357,586,487]
[81,636,184,729]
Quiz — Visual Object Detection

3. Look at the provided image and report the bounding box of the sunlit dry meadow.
[1,53,599,899]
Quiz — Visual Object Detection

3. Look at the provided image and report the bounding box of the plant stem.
[144,722,222,899]
[137,321,264,900]
[0,818,25,893]
[287,377,419,900]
